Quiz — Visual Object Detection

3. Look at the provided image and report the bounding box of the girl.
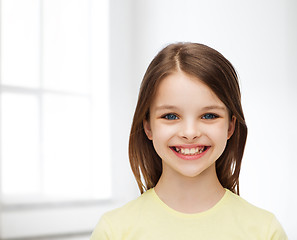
[91,42,287,239]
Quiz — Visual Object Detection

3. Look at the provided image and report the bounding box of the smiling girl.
[91,42,287,239]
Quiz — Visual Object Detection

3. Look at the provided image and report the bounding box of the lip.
[170,145,210,160]
[173,144,205,148]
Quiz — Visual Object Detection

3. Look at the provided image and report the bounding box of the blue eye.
[202,113,218,119]
[164,113,179,120]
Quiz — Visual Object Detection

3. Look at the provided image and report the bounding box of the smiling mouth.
[170,146,208,155]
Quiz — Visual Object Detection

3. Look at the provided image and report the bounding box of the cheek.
[207,123,229,144]
[151,123,176,140]
[150,123,177,154]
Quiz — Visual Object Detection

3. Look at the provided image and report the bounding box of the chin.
[177,168,207,178]
[180,163,216,178]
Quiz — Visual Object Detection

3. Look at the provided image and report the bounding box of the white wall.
[109,0,140,203]
[111,0,297,238]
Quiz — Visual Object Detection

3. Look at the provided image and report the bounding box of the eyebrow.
[154,104,226,112]
[154,105,180,111]
[201,105,226,111]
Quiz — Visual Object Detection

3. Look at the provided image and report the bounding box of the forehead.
[151,71,226,110]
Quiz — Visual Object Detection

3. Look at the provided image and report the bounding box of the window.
[0,0,110,237]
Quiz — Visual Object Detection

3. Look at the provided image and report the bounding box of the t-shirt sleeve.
[267,215,288,240]
[90,215,114,240]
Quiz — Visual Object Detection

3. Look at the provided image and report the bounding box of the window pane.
[43,94,92,199]
[1,93,40,195]
[89,0,111,199]
[0,0,111,203]
[1,0,40,88]
[42,0,90,93]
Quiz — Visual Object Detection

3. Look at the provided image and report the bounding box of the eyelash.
[161,113,219,120]
[202,113,219,120]
[162,113,179,120]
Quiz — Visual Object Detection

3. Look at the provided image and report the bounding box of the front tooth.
[189,148,195,154]
[184,148,190,154]
[181,148,185,154]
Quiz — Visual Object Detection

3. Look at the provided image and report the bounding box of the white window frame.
[0,0,118,238]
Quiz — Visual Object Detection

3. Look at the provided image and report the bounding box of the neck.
[154,163,225,214]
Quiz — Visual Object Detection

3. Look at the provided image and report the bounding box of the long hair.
[129,42,247,195]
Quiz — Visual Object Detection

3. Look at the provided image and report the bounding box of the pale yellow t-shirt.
[90,189,287,240]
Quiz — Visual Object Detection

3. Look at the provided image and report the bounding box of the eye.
[163,113,179,120]
[202,113,218,120]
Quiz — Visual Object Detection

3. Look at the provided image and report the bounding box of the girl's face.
[143,71,235,180]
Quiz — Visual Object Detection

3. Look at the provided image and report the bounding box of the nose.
[179,119,201,141]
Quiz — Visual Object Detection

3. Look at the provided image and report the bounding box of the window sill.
[0,200,119,239]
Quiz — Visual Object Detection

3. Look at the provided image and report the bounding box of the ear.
[227,116,236,139]
[143,119,153,140]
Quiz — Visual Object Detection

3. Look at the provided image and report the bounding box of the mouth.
[171,146,208,155]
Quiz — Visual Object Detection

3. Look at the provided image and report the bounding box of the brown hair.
[129,42,247,195]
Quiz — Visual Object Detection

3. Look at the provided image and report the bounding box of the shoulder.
[90,189,154,240]
[104,188,153,222]
[223,190,288,239]
[224,189,274,218]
